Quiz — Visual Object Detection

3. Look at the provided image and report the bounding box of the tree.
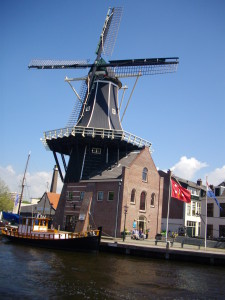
[0,179,14,212]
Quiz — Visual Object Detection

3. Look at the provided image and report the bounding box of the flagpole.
[205,176,208,250]
[166,170,172,243]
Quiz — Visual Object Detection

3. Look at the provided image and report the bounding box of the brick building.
[159,170,205,236]
[54,147,163,238]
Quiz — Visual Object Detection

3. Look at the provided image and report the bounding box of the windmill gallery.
[28,7,179,239]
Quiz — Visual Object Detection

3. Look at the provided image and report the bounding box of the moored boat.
[1,216,102,252]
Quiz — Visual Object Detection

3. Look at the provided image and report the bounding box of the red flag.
[171,179,191,203]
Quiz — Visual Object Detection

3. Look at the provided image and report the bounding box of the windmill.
[29,7,179,183]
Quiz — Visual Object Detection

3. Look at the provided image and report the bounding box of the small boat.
[1,216,102,252]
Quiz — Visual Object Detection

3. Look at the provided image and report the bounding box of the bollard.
[166,241,170,249]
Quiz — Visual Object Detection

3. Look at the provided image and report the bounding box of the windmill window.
[140,191,147,211]
[92,148,101,154]
[151,193,155,207]
[130,189,136,204]
[86,106,90,111]
[112,108,116,115]
[80,192,85,201]
[142,168,148,182]
[108,191,114,201]
[97,191,104,201]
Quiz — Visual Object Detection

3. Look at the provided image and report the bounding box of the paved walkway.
[101,236,225,255]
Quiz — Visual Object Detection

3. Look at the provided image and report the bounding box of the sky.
[1,0,225,199]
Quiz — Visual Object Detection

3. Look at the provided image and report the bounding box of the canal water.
[0,239,224,299]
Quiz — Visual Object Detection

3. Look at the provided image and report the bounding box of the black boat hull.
[2,229,102,253]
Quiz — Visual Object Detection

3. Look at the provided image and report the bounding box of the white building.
[13,198,39,214]
[184,184,202,236]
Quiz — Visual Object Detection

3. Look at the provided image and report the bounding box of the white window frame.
[80,191,85,201]
[108,191,114,201]
[142,168,148,182]
[97,191,104,201]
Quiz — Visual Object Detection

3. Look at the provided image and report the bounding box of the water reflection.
[0,240,224,299]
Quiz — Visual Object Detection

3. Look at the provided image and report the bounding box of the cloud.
[6,165,16,175]
[0,165,63,199]
[207,165,225,186]
[0,165,18,191]
[171,156,208,180]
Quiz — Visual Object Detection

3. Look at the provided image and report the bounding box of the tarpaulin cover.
[2,212,21,223]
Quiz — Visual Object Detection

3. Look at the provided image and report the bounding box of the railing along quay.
[99,237,225,266]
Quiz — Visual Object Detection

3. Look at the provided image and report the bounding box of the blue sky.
[1,0,225,198]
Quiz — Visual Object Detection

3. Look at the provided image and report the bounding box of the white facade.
[184,200,201,236]
[13,198,40,214]
[184,186,201,236]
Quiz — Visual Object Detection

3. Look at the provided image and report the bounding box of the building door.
[187,221,196,237]
[137,215,147,234]
[65,215,78,231]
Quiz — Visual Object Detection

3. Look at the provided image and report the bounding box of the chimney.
[197,179,202,186]
[50,165,58,193]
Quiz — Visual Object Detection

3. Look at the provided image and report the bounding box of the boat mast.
[18,152,31,215]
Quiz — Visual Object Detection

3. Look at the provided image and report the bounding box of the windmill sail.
[96,7,123,57]
[28,59,89,69]
[67,80,88,127]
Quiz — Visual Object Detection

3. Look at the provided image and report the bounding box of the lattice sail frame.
[101,7,123,56]
[28,59,89,69]
[67,81,88,127]
[108,59,179,78]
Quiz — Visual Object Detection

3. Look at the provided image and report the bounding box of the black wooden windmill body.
[29,7,179,189]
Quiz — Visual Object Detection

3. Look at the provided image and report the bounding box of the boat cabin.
[18,217,51,234]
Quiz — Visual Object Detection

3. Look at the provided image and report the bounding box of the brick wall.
[53,147,163,238]
[159,170,184,220]
[121,147,162,238]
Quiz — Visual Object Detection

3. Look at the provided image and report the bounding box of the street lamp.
[123,205,128,242]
